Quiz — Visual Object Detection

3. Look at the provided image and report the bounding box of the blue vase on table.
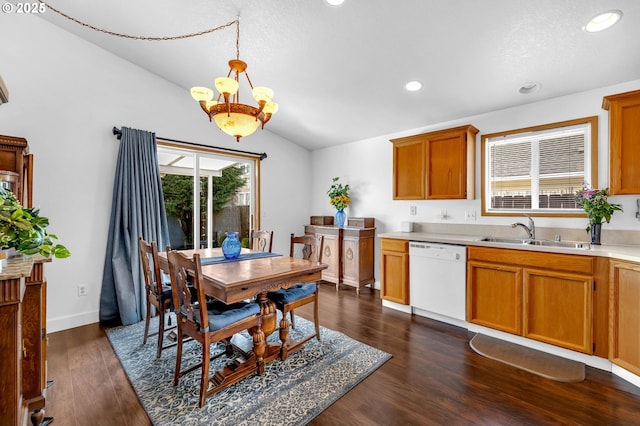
[335,209,346,228]
[222,232,241,259]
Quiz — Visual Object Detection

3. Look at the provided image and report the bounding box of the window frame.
[481,116,598,217]
[157,139,261,248]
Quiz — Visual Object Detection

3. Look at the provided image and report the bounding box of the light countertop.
[0,256,34,280]
[378,231,640,263]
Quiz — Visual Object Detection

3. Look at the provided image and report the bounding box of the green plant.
[327,177,351,210]
[575,185,623,231]
[0,186,70,258]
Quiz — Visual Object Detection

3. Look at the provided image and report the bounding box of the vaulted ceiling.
[37,0,640,150]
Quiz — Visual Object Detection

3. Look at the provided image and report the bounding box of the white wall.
[0,14,312,331]
[310,79,640,284]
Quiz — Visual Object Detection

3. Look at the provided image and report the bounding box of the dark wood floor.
[46,283,640,425]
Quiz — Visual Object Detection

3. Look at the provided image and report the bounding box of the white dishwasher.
[409,242,467,324]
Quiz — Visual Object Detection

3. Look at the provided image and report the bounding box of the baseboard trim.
[381,299,412,314]
[47,310,99,333]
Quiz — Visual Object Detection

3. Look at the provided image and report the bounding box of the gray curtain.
[99,127,170,326]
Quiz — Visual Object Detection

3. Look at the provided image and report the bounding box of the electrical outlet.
[465,210,477,221]
[78,285,87,297]
[410,205,417,215]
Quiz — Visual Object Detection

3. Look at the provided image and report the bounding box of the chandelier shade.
[190,20,278,142]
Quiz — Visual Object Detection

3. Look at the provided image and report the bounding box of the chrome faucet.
[511,213,535,240]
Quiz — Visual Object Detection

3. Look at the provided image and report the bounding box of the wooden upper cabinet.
[391,135,425,199]
[391,124,479,200]
[603,90,640,195]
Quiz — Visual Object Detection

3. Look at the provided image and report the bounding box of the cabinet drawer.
[468,246,594,275]
[381,238,408,253]
[347,217,375,228]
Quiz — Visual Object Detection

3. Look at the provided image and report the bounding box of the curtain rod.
[112,126,268,160]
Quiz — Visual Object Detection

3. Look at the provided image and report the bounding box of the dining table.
[157,247,328,380]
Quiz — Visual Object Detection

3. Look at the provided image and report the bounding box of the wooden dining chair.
[249,229,273,253]
[139,237,176,359]
[267,233,323,359]
[166,249,264,408]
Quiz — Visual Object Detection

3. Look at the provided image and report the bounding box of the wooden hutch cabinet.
[0,258,50,426]
[390,124,479,200]
[0,136,49,426]
[602,90,640,195]
[304,218,375,293]
[0,134,33,207]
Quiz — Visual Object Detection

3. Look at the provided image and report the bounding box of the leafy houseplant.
[575,185,623,231]
[0,186,70,258]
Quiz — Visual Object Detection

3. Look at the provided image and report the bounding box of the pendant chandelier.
[190,20,278,142]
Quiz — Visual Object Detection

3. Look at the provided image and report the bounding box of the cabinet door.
[23,263,46,406]
[320,231,341,284]
[391,136,425,200]
[610,260,640,375]
[467,261,522,334]
[426,130,467,199]
[380,239,409,304]
[603,90,640,195]
[342,235,359,285]
[523,268,593,354]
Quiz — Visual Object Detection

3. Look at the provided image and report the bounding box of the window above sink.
[481,116,598,218]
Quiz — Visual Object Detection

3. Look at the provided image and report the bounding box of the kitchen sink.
[480,237,591,250]
[480,237,530,244]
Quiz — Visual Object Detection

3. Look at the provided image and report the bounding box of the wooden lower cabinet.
[467,261,522,334]
[524,268,593,353]
[467,247,601,355]
[609,260,640,375]
[380,238,409,304]
[304,225,375,292]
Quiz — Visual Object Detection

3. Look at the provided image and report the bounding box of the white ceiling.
[37,0,640,151]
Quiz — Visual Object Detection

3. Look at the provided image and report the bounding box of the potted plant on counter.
[0,186,70,260]
[575,184,622,245]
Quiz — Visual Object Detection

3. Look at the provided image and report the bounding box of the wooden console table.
[0,255,50,426]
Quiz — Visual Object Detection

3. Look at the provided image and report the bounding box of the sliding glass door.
[157,143,258,249]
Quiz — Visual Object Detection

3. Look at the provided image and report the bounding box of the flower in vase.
[575,184,622,231]
[327,177,351,210]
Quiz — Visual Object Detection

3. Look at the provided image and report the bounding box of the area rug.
[470,334,585,382]
[105,315,392,425]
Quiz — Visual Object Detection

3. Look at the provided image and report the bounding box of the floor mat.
[470,334,585,382]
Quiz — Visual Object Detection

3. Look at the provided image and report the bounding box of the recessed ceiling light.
[584,10,623,32]
[405,80,423,92]
[518,82,541,94]
[325,0,345,6]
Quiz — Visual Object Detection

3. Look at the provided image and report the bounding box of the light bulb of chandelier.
[213,110,262,142]
[252,86,274,103]
[263,101,279,115]
[214,77,239,96]
[190,86,214,102]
